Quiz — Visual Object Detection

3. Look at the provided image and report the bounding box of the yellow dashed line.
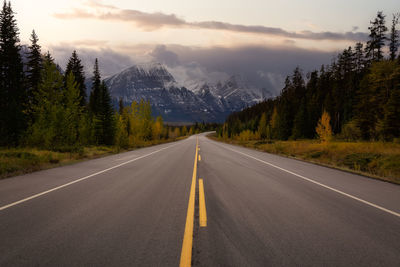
[199,179,207,227]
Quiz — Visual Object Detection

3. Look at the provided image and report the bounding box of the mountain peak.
[104,62,273,122]
[135,61,165,71]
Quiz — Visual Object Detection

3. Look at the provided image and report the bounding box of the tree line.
[0,1,207,151]
[219,11,400,142]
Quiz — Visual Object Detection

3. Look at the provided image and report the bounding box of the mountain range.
[103,63,272,122]
[20,45,272,122]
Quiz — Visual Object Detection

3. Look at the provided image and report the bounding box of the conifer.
[65,50,86,106]
[0,1,25,145]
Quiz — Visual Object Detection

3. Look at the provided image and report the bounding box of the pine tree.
[65,50,86,106]
[354,42,365,73]
[118,97,124,114]
[63,72,83,147]
[389,13,399,61]
[0,1,26,145]
[26,30,42,119]
[27,59,64,149]
[99,81,115,145]
[366,11,388,61]
[44,51,54,63]
[89,58,101,115]
[291,98,307,139]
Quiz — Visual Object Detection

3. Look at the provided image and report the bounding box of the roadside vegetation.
[211,134,400,184]
[215,11,400,184]
[0,135,194,179]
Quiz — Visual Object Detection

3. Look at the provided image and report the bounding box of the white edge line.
[214,141,400,219]
[0,143,178,212]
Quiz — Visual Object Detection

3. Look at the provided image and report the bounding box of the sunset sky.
[13,0,400,93]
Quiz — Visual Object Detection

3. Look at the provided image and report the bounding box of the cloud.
[50,45,135,77]
[54,2,368,41]
[54,5,186,31]
[150,45,180,67]
[47,42,335,94]
[149,44,334,94]
[57,39,109,47]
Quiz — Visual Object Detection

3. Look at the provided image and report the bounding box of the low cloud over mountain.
[50,43,335,95]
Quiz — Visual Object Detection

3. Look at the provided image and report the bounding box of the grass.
[0,137,187,179]
[210,134,400,185]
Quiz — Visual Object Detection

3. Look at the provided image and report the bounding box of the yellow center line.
[199,179,207,227]
[179,137,198,267]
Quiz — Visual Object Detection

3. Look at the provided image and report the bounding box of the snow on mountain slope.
[104,63,272,122]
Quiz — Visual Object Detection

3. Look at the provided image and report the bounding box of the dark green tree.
[26,30,42,119]
[354,42,365,72]
[118,97,124,114]
[44,51,54,63]
[63,72,83,147]
[0,1,25,145]
[98,81,115,145]
[389,13,399,61]
[215,11,400,142]
[382,88,400,140]
[65,50,86,106]
[291,98,308,139]
[27,59,64,149]
[89,58,101,115]
[366,11,388,61]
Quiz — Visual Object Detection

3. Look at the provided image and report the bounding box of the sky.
[12,0,400,94]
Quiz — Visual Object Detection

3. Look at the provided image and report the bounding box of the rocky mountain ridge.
[103,63,272,122]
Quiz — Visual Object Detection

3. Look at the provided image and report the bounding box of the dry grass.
[210,135,400,184]
[0,147,115,179]
[0,136,187,179]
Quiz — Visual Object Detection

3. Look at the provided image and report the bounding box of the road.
[0,134,399,266]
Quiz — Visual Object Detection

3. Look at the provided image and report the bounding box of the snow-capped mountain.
[104,63,272,122]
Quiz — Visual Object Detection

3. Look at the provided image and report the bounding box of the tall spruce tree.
[354,42,365,72]
[0,1,25,145]
[89,58,101,115]
[63,72,83,147]
[26,30,42,119]
[291,98,308,139]
[44,51,54,63]
[118,97,124,114]
[65,50,86,106]
[99,81,115,145]
[389,13,399,61]
[27,59,64,149]
[366,11,388,61]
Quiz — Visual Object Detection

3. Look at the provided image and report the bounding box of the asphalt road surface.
[0,134,399,266]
